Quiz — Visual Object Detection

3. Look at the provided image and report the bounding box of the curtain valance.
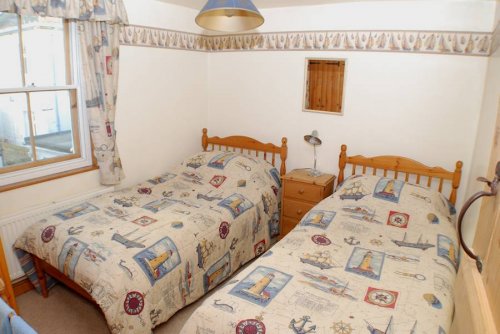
[0,0,128,24]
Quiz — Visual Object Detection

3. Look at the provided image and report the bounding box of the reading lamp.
[304,130,322,177]
[196,0,264,32]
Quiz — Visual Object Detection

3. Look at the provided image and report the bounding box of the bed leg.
[33,256,49,298]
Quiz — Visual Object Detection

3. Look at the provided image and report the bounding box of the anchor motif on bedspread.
[290,315,317,334]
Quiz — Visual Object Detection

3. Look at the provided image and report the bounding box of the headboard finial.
[202,128,208,151]
[280,137,288,176]
[450,160,463,205]
[338,144,348,184]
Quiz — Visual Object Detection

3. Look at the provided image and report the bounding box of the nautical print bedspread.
[181,174,459,334]
[14,150,282,333]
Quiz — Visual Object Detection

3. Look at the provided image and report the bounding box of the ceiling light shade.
[196,0,264,32]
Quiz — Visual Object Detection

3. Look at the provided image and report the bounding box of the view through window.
[0,13,82,176]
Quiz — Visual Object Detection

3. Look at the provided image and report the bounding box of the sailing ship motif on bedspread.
[391,233,435,251]
[197,190,223,202]
[261,192,276,215]
[197,238,216,269]
[186,154,206,169]
[340,181,370,201]
[343,206,383,224]
[300,271,357,301]
[300,250,339,270]
[365,316,417,334]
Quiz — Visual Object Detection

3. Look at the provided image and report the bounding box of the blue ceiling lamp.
[196,0,264,32]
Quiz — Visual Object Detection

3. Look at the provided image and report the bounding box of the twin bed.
[13,130,466,334]
[182,145,463,334]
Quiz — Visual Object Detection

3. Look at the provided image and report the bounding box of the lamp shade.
[196,0,264,32]
[304,130,322,146]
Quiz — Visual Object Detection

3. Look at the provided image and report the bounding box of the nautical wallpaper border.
[120,25,493,57]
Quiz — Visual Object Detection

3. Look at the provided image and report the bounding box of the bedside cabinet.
[280,169,335,238]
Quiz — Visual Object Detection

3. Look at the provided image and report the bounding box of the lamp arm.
[313,144,317,170]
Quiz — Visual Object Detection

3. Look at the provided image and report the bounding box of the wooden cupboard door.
[473,104,500,331]
[306,60,345,113]
[452,100,499,334]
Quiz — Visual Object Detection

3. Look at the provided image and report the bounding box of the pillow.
[334,174,456,224]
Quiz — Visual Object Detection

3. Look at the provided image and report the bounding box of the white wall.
[463,5,500,245]
[208,0,495,35]
[204,1,496,243]
[207,51,487,209]
[123,0,203,33]
[205,1,494,215]
[115,46,207,187]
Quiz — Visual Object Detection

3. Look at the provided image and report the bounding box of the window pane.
[22,16,68,87]
[0,94,34,167]
[30,90,76,160]
[0,13,23,89]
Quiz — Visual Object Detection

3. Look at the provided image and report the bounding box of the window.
[0,13,92,187]
[303,58,346,114]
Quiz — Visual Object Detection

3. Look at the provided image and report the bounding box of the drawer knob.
[298,189,305,194]
[296,209,303,215]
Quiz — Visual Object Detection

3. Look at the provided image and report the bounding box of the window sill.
[0,164,99,193]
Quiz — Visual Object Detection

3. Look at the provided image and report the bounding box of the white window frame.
[0,19,93,187]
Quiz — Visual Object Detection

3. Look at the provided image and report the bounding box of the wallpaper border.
[120,25,493,57]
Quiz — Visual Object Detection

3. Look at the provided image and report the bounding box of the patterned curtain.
[0,0,128,23]
[0,0,128,185]
[79,21,124,184]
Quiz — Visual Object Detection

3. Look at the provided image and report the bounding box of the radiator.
[0,187,114,280]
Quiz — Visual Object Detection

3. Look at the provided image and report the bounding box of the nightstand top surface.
[282,169,335,186]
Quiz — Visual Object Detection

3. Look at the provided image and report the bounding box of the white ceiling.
[158,0,489,10]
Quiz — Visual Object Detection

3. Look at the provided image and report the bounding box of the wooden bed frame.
[32,129,289,305]
[202,128,288,175]
[338,144,463,204]
[337,144,500,333]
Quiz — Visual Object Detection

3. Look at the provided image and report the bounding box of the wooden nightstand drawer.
[283,198,315,220]
[281,216,300,236]
[279,169,335,240]
[284,181,323,202]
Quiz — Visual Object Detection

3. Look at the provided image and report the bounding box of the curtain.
[79,21,124,184]
[0,0,128,185]
[0,0,128,24]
